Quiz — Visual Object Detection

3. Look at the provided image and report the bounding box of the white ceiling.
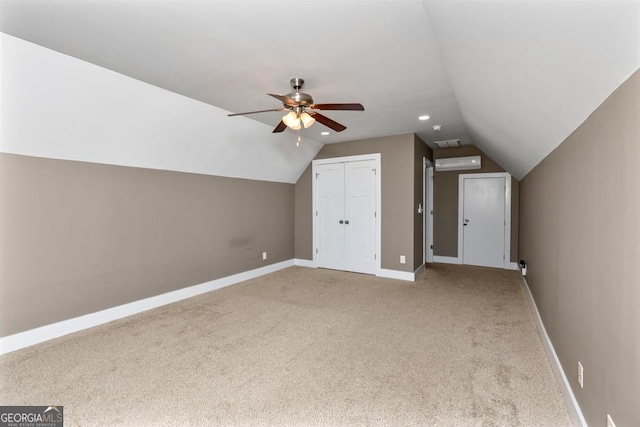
[1,0,638,180]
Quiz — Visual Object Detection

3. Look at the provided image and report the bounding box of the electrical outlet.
[262,252,267,260]
[577,361,584,388]
[400,255,406,264]
[606,414,616,427]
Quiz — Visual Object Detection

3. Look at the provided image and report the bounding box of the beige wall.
[295,134,423,272]
[432,145,519,262]
[0,153,294,337]
[519,70,639,426]
[510,177,519,263]
[294,165,314,260]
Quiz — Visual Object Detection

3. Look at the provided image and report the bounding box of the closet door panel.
[344,160,377,274]
[316,163,345,271]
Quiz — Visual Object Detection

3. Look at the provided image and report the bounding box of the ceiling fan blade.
[272,120,287,133]
[268,93,297,106]
[310,112,347,132]
[310,103,364,111]
[228,108,285,117]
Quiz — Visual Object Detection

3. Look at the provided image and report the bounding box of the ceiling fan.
[228,77,364,134]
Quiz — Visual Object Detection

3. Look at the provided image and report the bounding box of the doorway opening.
[423,158,434,265]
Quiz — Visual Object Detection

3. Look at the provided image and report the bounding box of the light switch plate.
[577,361,584,388]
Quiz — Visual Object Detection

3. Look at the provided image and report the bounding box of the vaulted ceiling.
[1,0,638,181]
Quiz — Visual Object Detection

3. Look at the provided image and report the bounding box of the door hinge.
[430,245,433,250]
[372,168,376,175]
[374,211,377,218]
[430,210,433,215]
[315,173,319,179]
[374,254,377,260]
[316,211,318,216]
[316,248,318,254]
[503,254,505,260]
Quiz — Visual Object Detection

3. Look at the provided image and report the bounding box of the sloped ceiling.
[1,0,638,181]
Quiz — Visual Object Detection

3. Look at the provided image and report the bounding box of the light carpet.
[0,264,571,426]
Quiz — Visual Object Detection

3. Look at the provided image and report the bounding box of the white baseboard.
[519,274,587,427]
[294,258,315,268]
[414,263,425,279]
[433,255,461,264]
[0,259,295,355]
[434,256,518,271]
[377,268,415,282]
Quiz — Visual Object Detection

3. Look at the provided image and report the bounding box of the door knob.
[345,220,350,225]
[339,220,344,224]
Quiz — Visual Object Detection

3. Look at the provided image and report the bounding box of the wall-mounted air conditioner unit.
[434,155,481,172]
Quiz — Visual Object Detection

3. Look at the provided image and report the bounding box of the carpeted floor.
[0,264,571,426]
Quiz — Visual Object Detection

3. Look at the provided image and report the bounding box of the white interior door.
[316,160,376,274]
[344,160,376,274]
[316,163,345,271]
[462,177,505,268]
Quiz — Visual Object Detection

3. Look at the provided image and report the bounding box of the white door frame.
[457,172,511,269]
[423,158,434,264]
[312,153,382,275]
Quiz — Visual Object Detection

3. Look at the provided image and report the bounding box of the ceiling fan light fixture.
[300,112,315,128]
[283,111,301,130]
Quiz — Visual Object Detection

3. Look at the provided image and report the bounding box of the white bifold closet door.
[316,160,376,274]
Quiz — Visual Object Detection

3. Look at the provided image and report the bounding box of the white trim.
[457,172,512,269]
[312,153,381,166]
[377,268,415,282]
[414,263,425,279]
[508,261,519,271]
[433,255,462,265]
[294,258,315,268]
[312,153,382,276]
[519,274,587,427]
[0,260,294,355]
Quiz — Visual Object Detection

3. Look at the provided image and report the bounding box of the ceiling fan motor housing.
[285,77,313,108]
[286,92,314,108]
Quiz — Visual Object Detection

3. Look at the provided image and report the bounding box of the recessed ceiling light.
[418,115,430,121]
[321,131,330,136]
[432,125,443,132]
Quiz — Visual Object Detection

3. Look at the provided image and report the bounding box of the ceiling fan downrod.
[290,77,304,90]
